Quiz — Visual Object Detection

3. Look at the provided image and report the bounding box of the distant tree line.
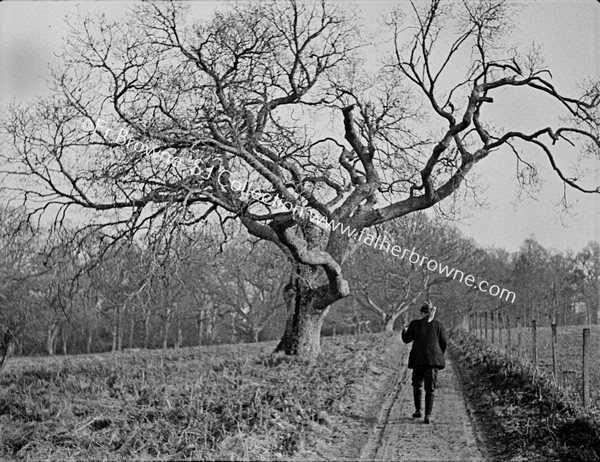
[0,204,597,357]
[330,229,599,333]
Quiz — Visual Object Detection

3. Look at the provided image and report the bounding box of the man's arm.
[438,324,447,353]
[401,322,414,344]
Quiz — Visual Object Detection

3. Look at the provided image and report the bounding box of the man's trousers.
[411,366,438,393]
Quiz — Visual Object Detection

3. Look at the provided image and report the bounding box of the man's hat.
[420,301,433,314]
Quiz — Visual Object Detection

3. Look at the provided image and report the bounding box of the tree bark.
[162,322,170,349]
[384,317,395,332]
[175,309,182,349]
[162,307,172,350]
[384,309,407,332]
[242,216,349,359]
[274,266,336,357]
[196,317,203,346]
[275,301,330,357]
[206,311,215,344]
[143,312,151,349]
[128,306,135,348]
[111,321,117,352]
[117,304,124,352]
[86,329,93,354]
[196,315,204,346]
[111,305,120,352]
[230,314,236,343]
[0,330,15,374]
[60,325,68,355]
[46,322,59,356]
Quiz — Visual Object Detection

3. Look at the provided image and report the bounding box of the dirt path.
[358,343,486,461]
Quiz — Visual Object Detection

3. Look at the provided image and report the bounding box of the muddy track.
[358,363,410,459]
[359,344,486,461]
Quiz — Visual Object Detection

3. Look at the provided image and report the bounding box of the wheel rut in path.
[359,347,485,461]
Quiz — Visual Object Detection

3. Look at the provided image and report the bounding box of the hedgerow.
[451,329,600,462]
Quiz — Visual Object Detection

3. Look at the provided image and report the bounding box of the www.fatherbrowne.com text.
[261,197,517,304]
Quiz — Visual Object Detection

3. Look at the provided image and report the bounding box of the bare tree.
[0,206,42,362]
[351,213,485,331]
[1,0,598,357]
[214,242,288,342]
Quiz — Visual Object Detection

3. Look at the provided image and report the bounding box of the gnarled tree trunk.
[242,209,350,359]
[0,330,15,374]
[275,298,331,357]
[274,265,339,357]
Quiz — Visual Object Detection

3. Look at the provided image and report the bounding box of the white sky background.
[0,0,598,254]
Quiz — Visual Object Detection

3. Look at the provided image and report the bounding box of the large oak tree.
[1,0,598,357]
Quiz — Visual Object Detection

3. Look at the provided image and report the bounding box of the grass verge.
[0,333,395,461]
[451,329,600,462]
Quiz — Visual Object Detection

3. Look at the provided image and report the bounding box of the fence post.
[507,315,512,351]
[517,317,522,358]
[583,328,590,408]
[532,319,538,370]
[551,323,558,383]
[485,312,489,342]
[498,312,503,348]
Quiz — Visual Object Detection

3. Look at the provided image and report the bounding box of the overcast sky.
[0,0,598,254]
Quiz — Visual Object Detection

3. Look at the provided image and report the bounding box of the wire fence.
[468,312,600,410]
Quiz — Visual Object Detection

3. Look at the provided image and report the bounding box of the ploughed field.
[486,324,600,409]
[0,334,392,461]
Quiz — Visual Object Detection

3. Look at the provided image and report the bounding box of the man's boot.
[412,388,422,418]
[424,393,434,424]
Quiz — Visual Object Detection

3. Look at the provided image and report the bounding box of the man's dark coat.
[401,317,447,369]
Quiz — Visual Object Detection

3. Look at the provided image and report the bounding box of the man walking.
[401,301,447,424]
